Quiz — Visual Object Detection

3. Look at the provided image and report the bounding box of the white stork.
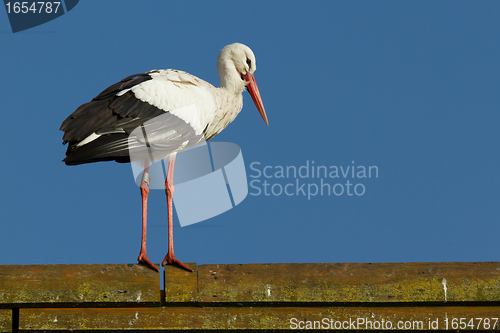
[60,43,268,272]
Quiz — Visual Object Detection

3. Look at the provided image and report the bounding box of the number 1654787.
[5,2,61,14]
[445,317,499,330]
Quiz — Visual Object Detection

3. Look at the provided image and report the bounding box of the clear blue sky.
[1,1,499,270]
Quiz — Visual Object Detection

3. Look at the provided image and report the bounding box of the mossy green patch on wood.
[197,262,500,303]
[0,264,159,307]
[0,309,11,333]
[164,263,197,302]
[19,306,500,330]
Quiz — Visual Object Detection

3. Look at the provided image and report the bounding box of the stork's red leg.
[137,163,158,272]
[162,154,193,272]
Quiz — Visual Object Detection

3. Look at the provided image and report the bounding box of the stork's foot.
[138,252,159,272]
[162,252,193,272]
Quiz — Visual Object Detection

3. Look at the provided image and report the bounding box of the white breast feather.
[128,70,217,135]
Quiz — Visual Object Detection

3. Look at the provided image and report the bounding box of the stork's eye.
[246,57,252,68]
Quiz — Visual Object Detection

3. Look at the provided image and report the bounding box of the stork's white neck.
[203,69,244,140]
[205,83,244,141]
[204,42,257,140]
[217,58,247,95]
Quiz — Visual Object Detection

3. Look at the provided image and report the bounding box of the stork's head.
[218,43,268,125]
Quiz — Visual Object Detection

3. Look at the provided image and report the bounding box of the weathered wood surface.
[0,264,159,308]
[0,309,11,333]
[164,263,197,302]
[195,262,500,303]
[18,306,500,330]
[1,262,500,330]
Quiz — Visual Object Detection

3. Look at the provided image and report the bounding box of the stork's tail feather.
[63,134,131,165]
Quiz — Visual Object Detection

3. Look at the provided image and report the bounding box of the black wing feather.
[60,73,154,142]
[63,134,131,165]
[61,71,204,166]
[60,72,167,165]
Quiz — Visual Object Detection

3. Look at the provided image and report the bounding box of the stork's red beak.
[244,73,268,125]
